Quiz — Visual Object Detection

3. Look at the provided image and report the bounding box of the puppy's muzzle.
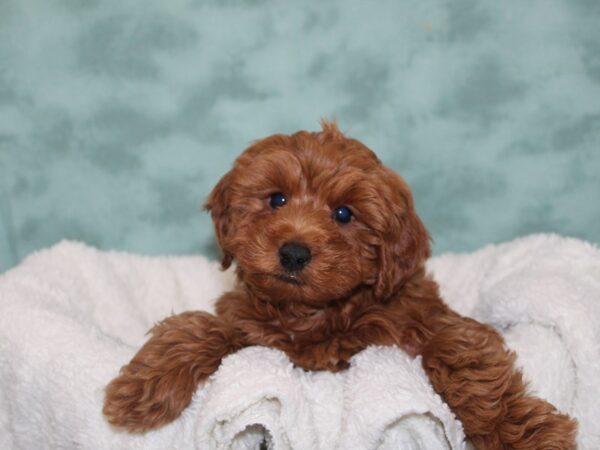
[279,242,311,272]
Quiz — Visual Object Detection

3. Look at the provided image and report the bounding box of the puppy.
[104,121,577,449]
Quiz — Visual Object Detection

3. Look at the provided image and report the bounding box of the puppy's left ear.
[204,171,234,269]
[374,170,430,300]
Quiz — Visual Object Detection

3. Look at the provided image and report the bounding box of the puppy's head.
[205,121,430,305]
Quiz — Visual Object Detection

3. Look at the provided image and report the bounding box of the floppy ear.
[374,172,431,300]
[204,171,234,269]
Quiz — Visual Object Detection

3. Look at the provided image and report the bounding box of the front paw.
[103,311,242,432]
[103,363,190,433]
[496,397,577,450]
[421,318,577,449]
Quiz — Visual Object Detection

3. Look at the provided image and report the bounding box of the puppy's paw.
[103,363,191,433]
[421,318,577,449]
[103,312,242,432]
[498,398,577,450]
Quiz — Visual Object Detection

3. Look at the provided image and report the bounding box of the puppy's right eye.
[269,192,287,208]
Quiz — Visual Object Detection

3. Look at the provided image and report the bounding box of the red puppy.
[104,121,576,449]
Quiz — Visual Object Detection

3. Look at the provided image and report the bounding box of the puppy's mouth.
[275,273,303,285]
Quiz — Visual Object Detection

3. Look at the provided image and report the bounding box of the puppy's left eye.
[269,192,287,208]
[333,206,353,223]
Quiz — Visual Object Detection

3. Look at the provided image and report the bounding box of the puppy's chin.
[275,273,302,285]
[239,270,359,306]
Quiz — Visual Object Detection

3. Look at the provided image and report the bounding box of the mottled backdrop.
[1,0,599,272]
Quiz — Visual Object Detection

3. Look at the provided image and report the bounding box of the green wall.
[1,0,599,271]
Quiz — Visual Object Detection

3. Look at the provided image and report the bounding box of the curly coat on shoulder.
[104,121,577,449]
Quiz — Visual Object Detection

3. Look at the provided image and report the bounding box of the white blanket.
[0,234,598,449]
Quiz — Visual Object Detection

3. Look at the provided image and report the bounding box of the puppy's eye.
[269,192,287,208]
[333,206,353,223]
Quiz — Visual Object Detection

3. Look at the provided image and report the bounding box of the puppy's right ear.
[204,171,234,269]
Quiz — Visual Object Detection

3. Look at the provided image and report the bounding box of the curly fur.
[104,121,577,449]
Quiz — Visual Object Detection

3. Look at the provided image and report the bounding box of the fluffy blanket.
[0,234,598,449]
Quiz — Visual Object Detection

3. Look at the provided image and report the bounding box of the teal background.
[1,0,599,272]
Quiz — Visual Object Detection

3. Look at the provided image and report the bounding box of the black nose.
[279,243,312,272]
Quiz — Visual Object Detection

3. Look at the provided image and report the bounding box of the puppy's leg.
[421,317,577,450]
[103,311,243,432]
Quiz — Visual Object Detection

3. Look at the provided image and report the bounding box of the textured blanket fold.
[1,234,598,449]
